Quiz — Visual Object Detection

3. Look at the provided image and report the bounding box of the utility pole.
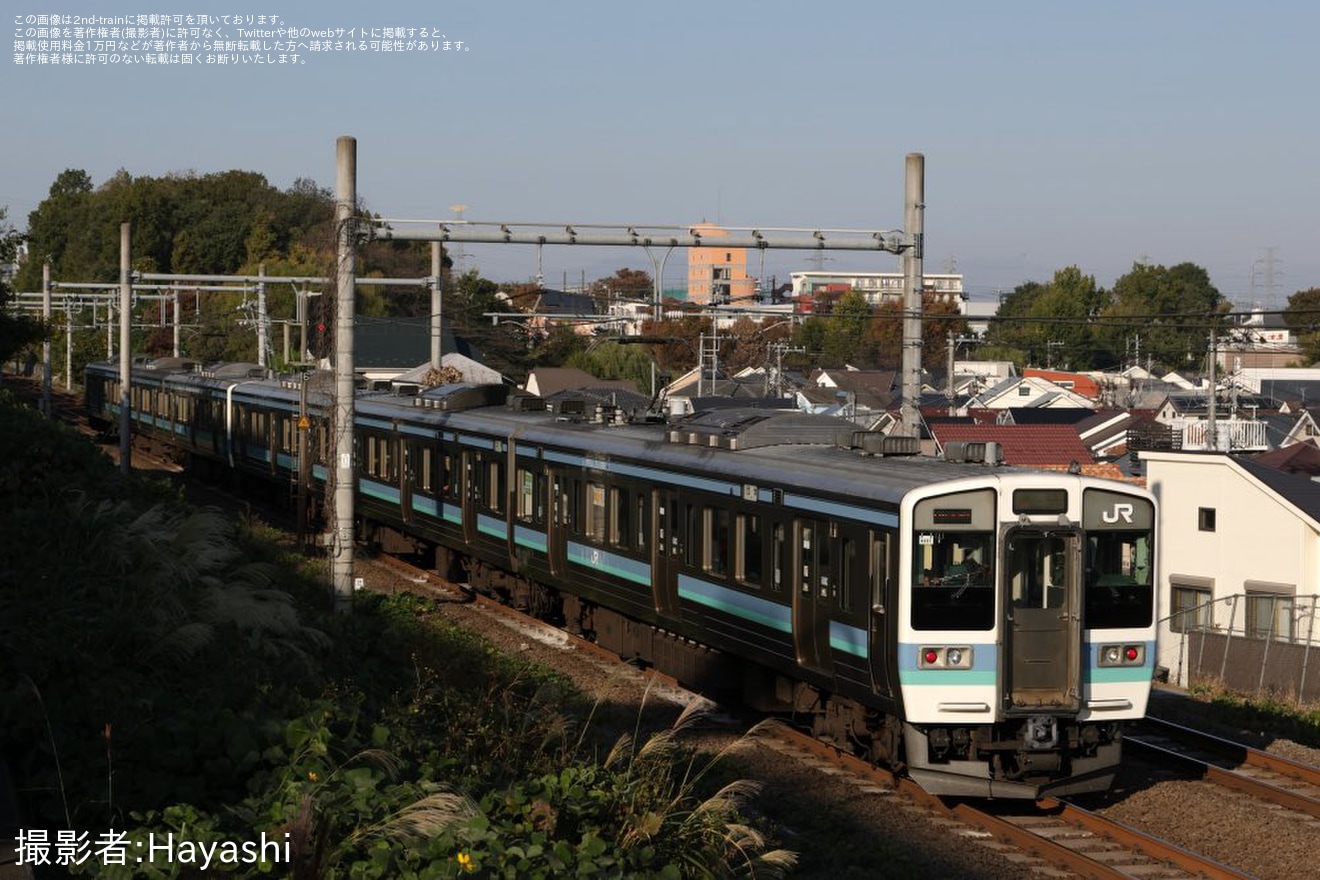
[768,341,805,397]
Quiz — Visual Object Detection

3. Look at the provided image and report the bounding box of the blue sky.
[6,1,1318,306]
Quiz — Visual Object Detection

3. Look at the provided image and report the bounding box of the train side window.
[635,494,648,552]
[516,467,538,521]
[420,447,434,493]
[684,503,699,567]
[484,459,504,514]
[870,532,892,606]
[771,522,786,593]
[736,513,763,587]
[609,488,629,548]
[705,506,731,576]
[441,452,458,500]
[585,482,606,541]
[366,435,378,477]
[838,536,856,613]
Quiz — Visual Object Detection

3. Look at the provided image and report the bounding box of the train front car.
[897,474,1156,798]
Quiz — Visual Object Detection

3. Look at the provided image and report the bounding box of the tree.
[588,267,654,312]
[0,209,44,365]
[721,317,795,375]
[566,341,655,393]
[868,292,966,371]
[1098,261,1227,372]
[1283,287,1320,365]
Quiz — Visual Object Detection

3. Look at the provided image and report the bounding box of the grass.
[1186,678,1320,749]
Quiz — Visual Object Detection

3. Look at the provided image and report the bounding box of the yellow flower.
[308,771,319,782]
[456,852,473,872]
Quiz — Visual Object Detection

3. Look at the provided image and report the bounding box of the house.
[1143,450,1320,698]
[524,367,639,398]
[1022,368,1102,400]
[806,368,897,411]
[965,375,1097,411]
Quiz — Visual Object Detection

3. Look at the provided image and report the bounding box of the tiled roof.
[930,423,1094,467]
[1250,441,1320,476]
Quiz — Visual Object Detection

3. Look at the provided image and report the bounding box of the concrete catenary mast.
[331,136,358,612]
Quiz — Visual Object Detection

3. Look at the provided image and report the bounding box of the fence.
[1162,593,1320,705]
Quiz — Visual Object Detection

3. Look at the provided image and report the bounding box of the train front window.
[1084,529,1154,628]
[911,531,995,630]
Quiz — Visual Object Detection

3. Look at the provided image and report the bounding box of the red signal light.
[1125,647,1139,662]
[924,650,939,665]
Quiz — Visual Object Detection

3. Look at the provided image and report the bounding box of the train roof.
[98,361,1146,505]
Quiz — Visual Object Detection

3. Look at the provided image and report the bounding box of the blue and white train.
[86,357,1157,798]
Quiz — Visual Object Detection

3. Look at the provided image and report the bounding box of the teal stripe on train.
[677,575,791,633]
[567,542,650,585]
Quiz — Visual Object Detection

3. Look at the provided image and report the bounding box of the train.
[84,357,1158,798]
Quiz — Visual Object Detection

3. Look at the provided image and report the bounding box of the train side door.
[868,530,895,697]
[547,468,568,576]
[1003,529,1081,712]
[651,489,682,620]
[400,439,415,524]
[792,518,833,675]
[461,450,478,545]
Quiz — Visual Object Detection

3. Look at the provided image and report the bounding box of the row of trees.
[6,166,1319,386]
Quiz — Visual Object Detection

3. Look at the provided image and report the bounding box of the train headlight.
[1099,643,1145,666]
[919,646,973,669]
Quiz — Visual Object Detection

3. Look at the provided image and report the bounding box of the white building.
[1143,450,1320,688]
[788,271,965,310]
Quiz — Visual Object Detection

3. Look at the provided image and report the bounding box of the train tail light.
[1098,643,1144,666]
[918,646,974,669]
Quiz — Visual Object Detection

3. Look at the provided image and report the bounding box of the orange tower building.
[686,223,756,306]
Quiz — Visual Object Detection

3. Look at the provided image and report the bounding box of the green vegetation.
[1186,679,1320,749]
[11,163,1318,389]
[0,394,794,878]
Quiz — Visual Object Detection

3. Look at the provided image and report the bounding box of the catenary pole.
[901,153,925,438]
[332,136,358,613]
[41,260,51,416]
[431,241,443,369]
[119,222,132,474]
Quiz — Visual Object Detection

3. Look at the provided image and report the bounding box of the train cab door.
[792,518,834,676]
[1003,529,1082,713]
[651,489,682,621]
[547,468,569,576]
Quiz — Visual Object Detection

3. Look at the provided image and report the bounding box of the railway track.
[1126,716,1320,819]
[8,377,1269,878]
[366,551,1257,880]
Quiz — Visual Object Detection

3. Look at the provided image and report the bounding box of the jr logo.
[1101,502,1134,524]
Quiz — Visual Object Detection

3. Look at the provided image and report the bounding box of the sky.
[6,1,1318,308]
